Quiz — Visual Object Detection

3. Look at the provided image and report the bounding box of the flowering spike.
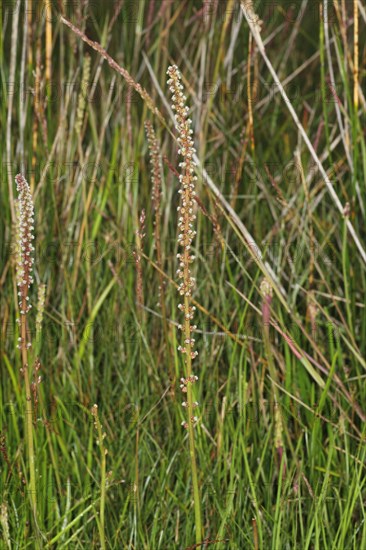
[167,65,203,538]
[167,64,200,418]
[15,174,35,318]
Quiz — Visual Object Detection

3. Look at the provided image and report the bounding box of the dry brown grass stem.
[354,0,359,109]
[45,0,52,82]
[61,16,165,125]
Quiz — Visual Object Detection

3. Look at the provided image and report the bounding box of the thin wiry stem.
[7,8,20,220]
[353,0,359,109]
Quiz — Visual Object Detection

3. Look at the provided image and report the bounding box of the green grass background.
[1,0,366,548]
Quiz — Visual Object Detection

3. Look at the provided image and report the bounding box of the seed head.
[36,283,46,334]
[145,120,163,213]
[167,65,197,301]
[168,65,200,425]
[15,174,35,315]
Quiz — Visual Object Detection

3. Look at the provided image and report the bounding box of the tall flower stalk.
[167,65,202,544]
[15,174,38,522]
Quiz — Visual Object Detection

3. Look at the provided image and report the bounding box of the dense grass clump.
[0,1,366,548]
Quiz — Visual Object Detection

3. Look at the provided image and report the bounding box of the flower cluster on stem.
[167,64,199,423]
[15,174,35,347]
[145,121,167,313]
[167,63,202,544]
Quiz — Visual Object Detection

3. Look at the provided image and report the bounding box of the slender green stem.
[92,406,106,550]
[21,302,41,548]
[184,295,202,545]
[21,324,37,513]
[342,216,353,333]
[261,282,284,460]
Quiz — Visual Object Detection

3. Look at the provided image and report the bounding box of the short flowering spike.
[15,175,35,351]
[145,120,163,215]
[15,174,34,307]
[36,283,46,334]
